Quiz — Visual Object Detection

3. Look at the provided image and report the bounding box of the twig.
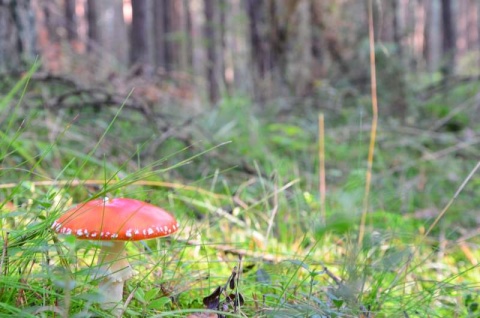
[233,178,257,209]
[234,255,243,313]
[118,285,138,318]
[264,176,279,246]
[424,160,480,237]
[323,266,371,316]
[428,92,479,132]
[421,137,480,161]
[28,72,198,151]
[145,116,195,156]
[456,228,480,244]
[323,266,341,285]
[174,238,285,263]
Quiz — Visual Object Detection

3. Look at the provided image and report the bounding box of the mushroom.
[52,197,179,313]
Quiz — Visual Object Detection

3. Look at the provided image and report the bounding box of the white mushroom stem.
[95,241,135,314]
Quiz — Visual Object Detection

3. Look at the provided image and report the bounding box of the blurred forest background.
[2,0,480,210]
[2,1,480,316]
[2,0,479,115]
[3,0,480,218]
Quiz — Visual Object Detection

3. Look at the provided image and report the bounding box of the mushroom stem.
[96,241,134,314]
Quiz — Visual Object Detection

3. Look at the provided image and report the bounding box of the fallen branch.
[173,238,285,263]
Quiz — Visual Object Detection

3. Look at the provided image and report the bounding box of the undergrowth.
[1,68,480,318]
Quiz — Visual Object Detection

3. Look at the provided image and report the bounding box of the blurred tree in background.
[0,0,478,115]
[0,0,37,73]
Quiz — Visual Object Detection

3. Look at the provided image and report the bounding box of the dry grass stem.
[318,113,326,225]
[358,0,379,248]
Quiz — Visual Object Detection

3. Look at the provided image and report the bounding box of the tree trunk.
[245,0,302,99]
[392,0,402,57]
[204,0,220,103]
[86,0,99,51]
[219,1,227,91]
[131,0,149,66]
[183,0,194,71]
[245,0,271,80]
[42,1,62,43]
[154,0,177,73]
[391,0,407,121]
[227,0,249,93]
[441,0,455,76]
[65,0,77,41]
[87,0,128,71]
[310,0,325,78]
[245,0,277,100]
[466,0,478,51]
[285,0,312,95]
[425,0,441,71]
[0,0,37,73]
[154,0,166,71]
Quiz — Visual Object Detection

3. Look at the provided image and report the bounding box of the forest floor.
[1,68,480,317]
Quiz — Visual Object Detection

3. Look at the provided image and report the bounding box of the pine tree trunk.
[154,0,176,73]
[87,0,128,68]
[204,0,220,103]
[183,0,194,71]
[0,0,37,73]
[154,0,166,71]
[65,0,77,41]
[131,0,149,66]
[441,0,455,75]
[245,0,271,80]
[86,0,99,51]
[426,0,442,71]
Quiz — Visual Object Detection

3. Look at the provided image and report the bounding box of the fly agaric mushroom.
[52,197,179,313]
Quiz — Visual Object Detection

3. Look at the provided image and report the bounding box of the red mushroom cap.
[52,198,179,241]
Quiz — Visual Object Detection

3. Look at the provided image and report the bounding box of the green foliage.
[0,69,480,317]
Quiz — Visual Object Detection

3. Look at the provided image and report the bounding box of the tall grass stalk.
[318,113,326,225]
[358,0,379,248]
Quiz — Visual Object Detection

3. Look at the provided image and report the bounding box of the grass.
[1,67,480,318]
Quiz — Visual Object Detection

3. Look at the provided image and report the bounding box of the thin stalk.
[424,160,480,237]
[318,114,326,225]
[0,231,8,276]
[358,0,379,248]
